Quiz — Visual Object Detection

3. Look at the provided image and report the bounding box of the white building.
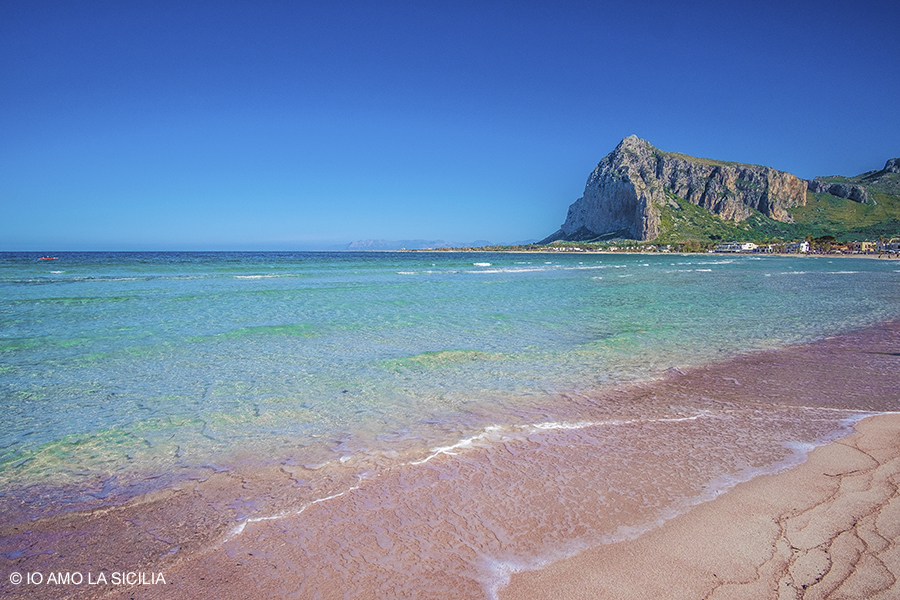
[713,242,759,253]
[785,240,810,253]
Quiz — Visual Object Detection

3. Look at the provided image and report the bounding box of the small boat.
[38,256,58,260]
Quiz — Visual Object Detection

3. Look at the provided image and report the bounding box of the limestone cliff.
[807,178,872,204]
[541,136,809,242]
[804,157,900,205]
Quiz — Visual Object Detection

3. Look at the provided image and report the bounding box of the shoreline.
[501,411,900,600]
[410,248,900,259]
[1,320,898,599]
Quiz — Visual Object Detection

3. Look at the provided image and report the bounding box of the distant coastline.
[404,244,900,258]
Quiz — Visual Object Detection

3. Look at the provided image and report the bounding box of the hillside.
[790,158,900,240]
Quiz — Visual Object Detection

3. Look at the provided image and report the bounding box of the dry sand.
[502,412,900,600]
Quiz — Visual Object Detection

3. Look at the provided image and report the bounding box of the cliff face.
[806,157,900,204]
[807,178,872,204]
[542,136,809,242]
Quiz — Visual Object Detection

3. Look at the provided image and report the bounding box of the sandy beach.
[503,412,900,600]
[6,413,897,600]
[2,319,898,599]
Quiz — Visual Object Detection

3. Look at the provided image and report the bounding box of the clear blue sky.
[2,0,898,250]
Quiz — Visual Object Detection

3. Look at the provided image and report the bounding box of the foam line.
[223,482,362,543]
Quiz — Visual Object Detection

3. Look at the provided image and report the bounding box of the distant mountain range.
[347,240,490,252]
[346,239,499,251]
[541,136,900,244]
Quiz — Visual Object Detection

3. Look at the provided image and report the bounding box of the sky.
[2,0,898,250]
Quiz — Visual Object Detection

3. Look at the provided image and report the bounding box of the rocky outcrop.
[808,157,900,203]
[542,136,809,242]
[859,157,900,188]
[807,178,872,204]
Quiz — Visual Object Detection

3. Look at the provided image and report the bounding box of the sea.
[1,251,899,598]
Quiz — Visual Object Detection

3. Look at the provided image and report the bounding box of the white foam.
[470,266,546,274]
[409,425,506,465]
[222,482,362,543]
[409,412,714,469]
[529,420,602,431]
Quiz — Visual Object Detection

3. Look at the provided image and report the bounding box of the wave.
[471,264,614,275]
[409,426,506,465]
[224,480,363,543]
[409,411,714,466]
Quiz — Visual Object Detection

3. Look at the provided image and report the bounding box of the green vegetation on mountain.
[792,191,900,238]
[653,186,900,244]
[789,162,900,240]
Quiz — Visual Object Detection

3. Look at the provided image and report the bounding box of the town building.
[713,242,759,253]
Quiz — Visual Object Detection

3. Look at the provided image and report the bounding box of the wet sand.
[502,412,900,600]
[2,321,899,599]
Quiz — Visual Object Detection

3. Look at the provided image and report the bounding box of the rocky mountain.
[542,136,811,243]
[806,178,872,204]
[809,157,900,201]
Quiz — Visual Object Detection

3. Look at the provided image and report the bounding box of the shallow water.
[1,251,899,598]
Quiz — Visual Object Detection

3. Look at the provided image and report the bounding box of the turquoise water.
[2,251,899,513]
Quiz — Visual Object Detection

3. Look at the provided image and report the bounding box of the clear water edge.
[3,252,899,507]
